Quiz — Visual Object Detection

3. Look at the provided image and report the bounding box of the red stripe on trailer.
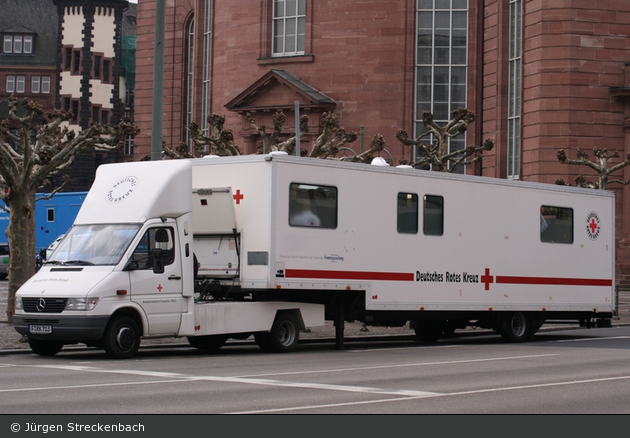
[496,276,612,287]
[285,269,414,281]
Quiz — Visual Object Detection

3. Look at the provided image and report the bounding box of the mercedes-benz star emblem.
[36,298,46,312]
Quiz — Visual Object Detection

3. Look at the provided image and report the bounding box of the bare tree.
[396,108,493,172]
[0,96,139,323]
[556,148,630,190]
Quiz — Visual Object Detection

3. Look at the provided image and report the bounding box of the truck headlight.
[15,297,22,310]
[65,297,99,311]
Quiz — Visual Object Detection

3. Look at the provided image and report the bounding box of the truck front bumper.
[13,314,110,343]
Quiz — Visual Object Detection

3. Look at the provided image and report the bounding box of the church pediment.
[225,69,336,114]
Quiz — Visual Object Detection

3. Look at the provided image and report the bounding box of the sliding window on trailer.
[289,183,337,228]
[540,205,573,244]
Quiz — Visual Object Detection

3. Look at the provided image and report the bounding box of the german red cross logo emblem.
[586,211,600,240]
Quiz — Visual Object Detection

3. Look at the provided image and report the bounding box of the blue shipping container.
[0,192,87,250]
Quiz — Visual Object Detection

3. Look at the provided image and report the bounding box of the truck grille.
[22,298,67,313]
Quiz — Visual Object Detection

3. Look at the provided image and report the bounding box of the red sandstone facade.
[134,1,630,282]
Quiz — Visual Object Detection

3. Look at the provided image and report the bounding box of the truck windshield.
[48,224,141,266]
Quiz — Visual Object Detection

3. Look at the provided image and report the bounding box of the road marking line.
[226,374,630,414]
[234,354,558,378]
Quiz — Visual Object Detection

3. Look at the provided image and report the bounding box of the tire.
[28,338,63,356]
[102,316,141,359]
[187,335,227,351]
[414,322,442,343]
[255,313,300,353]
[500,312,534,343]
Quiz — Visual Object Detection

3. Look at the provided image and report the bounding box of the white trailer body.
[192,155,613,307]
[14,154,615,358]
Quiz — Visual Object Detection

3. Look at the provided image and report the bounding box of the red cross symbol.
[589,218,598,234]
[157,284,163,292]
[233,189,244,204]
[481,268,494,291]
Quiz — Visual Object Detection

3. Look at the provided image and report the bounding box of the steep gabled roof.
[0,0,58,67]
[225,69,336,113]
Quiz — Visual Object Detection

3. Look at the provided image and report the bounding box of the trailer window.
[423,195,444,236]
[397,192,418,233]
[540,206,573,244]
[289,183,337,228]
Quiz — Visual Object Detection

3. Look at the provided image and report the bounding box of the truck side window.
[423,195,444,236]
[540,206,573,244]
[289,183,337,229]
[397,192,418,234]
[131,227,175,269]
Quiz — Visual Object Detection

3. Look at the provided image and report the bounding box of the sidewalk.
[2,280,629,352]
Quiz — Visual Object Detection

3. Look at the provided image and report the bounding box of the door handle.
[168,275,181,280]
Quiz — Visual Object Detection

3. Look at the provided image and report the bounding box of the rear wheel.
[187,335,228,351]
[500,312,534,342]
[255,313,300,353]
[28,338,63,356]
[102,316,141,359]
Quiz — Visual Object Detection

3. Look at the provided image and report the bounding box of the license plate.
[29,325,52,334]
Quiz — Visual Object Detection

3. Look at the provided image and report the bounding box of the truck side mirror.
[151,248,165,274]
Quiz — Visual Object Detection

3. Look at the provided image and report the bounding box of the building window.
[2,34,32,54]
[101,110,108,125]
[397,193,418,234]
[92,106,100,123]
[272,0,306,56]
[540,206,573,244]
[423,195,444,236]
[71,100,79,124]
[16,75,25,93]
[73,50,81,74]
[47,208,55,222]
[94,55,101,79]
[507,0,522,180]
[6,75,14,93]
[64,48,72,70]
[32,76,40,93]
[289,183,337,229]
[415,0,468,173]
[201,0,212,137]
[185,16,194,145]
[3,36,11,53]
[42,76,50,94]
[23,36,32,53]
[103,60,110,83]
[124,136,134,155]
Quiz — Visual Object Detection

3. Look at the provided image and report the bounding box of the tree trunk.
[5,191,36,324]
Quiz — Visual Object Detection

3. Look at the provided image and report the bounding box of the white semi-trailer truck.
[14,154,615,358]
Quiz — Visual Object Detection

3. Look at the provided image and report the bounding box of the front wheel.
[255,313,300,353]
[102,316,141,359]
[28,338,63,356]
[500,312,534,343]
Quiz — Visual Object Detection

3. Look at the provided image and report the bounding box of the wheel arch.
[275,308,307,332]
[109,306,145,337]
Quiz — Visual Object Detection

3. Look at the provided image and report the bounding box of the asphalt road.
[0,325,629,415]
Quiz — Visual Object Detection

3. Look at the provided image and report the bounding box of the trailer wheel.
[255,313,300,353]
[28,338,63,356]
[102,316,141,359]
[187,335,227,351]
[500,312,534,343]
